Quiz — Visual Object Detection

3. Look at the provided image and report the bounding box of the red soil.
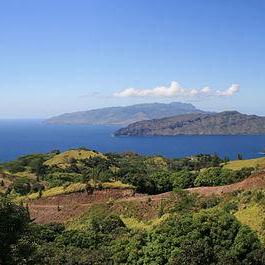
[29,188,134,224]
[28,171,265,224]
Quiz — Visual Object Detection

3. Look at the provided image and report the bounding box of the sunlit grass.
[15,182,87,202]
[44,149,107,168]
[101,181,134,189]
[15,180,134,203]
[235,203,265,243]
[224,157,265,170]
[121,214,170,231]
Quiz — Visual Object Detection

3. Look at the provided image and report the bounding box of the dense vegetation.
[0,148,263,264]
[1,190,265,265]
[0,149,253,197]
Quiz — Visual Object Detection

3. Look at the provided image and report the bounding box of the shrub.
[44,172,83,187]
[142,209,264,265]
[172,170,197,189]
[13,177,31,195]
[90,215,126,234]
[194,167,253,187]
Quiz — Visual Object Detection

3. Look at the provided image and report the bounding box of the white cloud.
[217,84,240,96]
[113,81,240,99]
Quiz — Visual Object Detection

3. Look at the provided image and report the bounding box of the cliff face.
[45,102,203,125]
[114,111,265,136]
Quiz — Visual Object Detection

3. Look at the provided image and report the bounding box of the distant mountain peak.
[45,102,204,125]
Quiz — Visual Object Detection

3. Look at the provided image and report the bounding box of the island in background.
[45,102,205,125]
[115,111,265,136]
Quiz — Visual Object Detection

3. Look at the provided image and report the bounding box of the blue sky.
[0,0,265,118]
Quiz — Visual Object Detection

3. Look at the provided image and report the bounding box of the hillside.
[224,157,265,170]
[2,149,265,264]
[25,170,265,224]
[45,102,204,125]
[115,111,265,136]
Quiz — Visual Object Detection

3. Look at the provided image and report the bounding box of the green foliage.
[90,215,126,234]
[32,243,110,265]
[194,167,253,187]
[3,161,25,173]
[111,231,148,264]
[200,196,221,209]
[44,172,83,187]
[148,171,174,194]
[172,170,197,189]
[142,209,264,265]
[2,149,265,264]
[169,154,223,171]
[13,177,31,195]
[2,148,229,196]
[56,229,105,249]
[32,223,65,242]
[172,189,198,212]
[0,198,32,264]
[2,195,265,264]
[28,157,47,176]
[1,153,51,174]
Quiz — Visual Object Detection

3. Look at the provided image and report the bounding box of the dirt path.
[28,171,265,224]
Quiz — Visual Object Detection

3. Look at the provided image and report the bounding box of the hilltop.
[115,111,265,136]
[45,102,204,125]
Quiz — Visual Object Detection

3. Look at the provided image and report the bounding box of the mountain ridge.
[114,111,265,136]
[45,102,204,125]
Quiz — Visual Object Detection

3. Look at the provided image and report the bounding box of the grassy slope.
[224,157,265,170]
[121,214,170,231]
[44,149,107,168]
[16,181,135,202]
[235,203,265,243]
[67,198,172,231]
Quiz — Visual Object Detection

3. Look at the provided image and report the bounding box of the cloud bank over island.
[114,81,240,99]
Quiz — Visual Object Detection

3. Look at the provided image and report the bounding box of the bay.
[0,120,265,162]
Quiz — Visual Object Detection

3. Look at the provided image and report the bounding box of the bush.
[56,230,104,249]
[32,243,109,265]
[13,177,31,195]
[33,223,65,242]
[142,209,264,265]
[44,172,83,187]
[172,170,197,189]
[194,167,253,187]
[90,215,126,234]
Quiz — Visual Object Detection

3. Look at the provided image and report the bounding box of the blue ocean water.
[0,120,265,162]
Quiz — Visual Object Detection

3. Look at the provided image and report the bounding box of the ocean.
[0,119,265,162]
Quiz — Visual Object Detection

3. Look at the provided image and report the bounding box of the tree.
[13,177,31,195]
[237,153,243,160]
[172,170,197,189]
[142,209,264,265]
[149,171,173,194]
[0,198,31,264]
[29,158,46,177]
[90,215,126,234]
